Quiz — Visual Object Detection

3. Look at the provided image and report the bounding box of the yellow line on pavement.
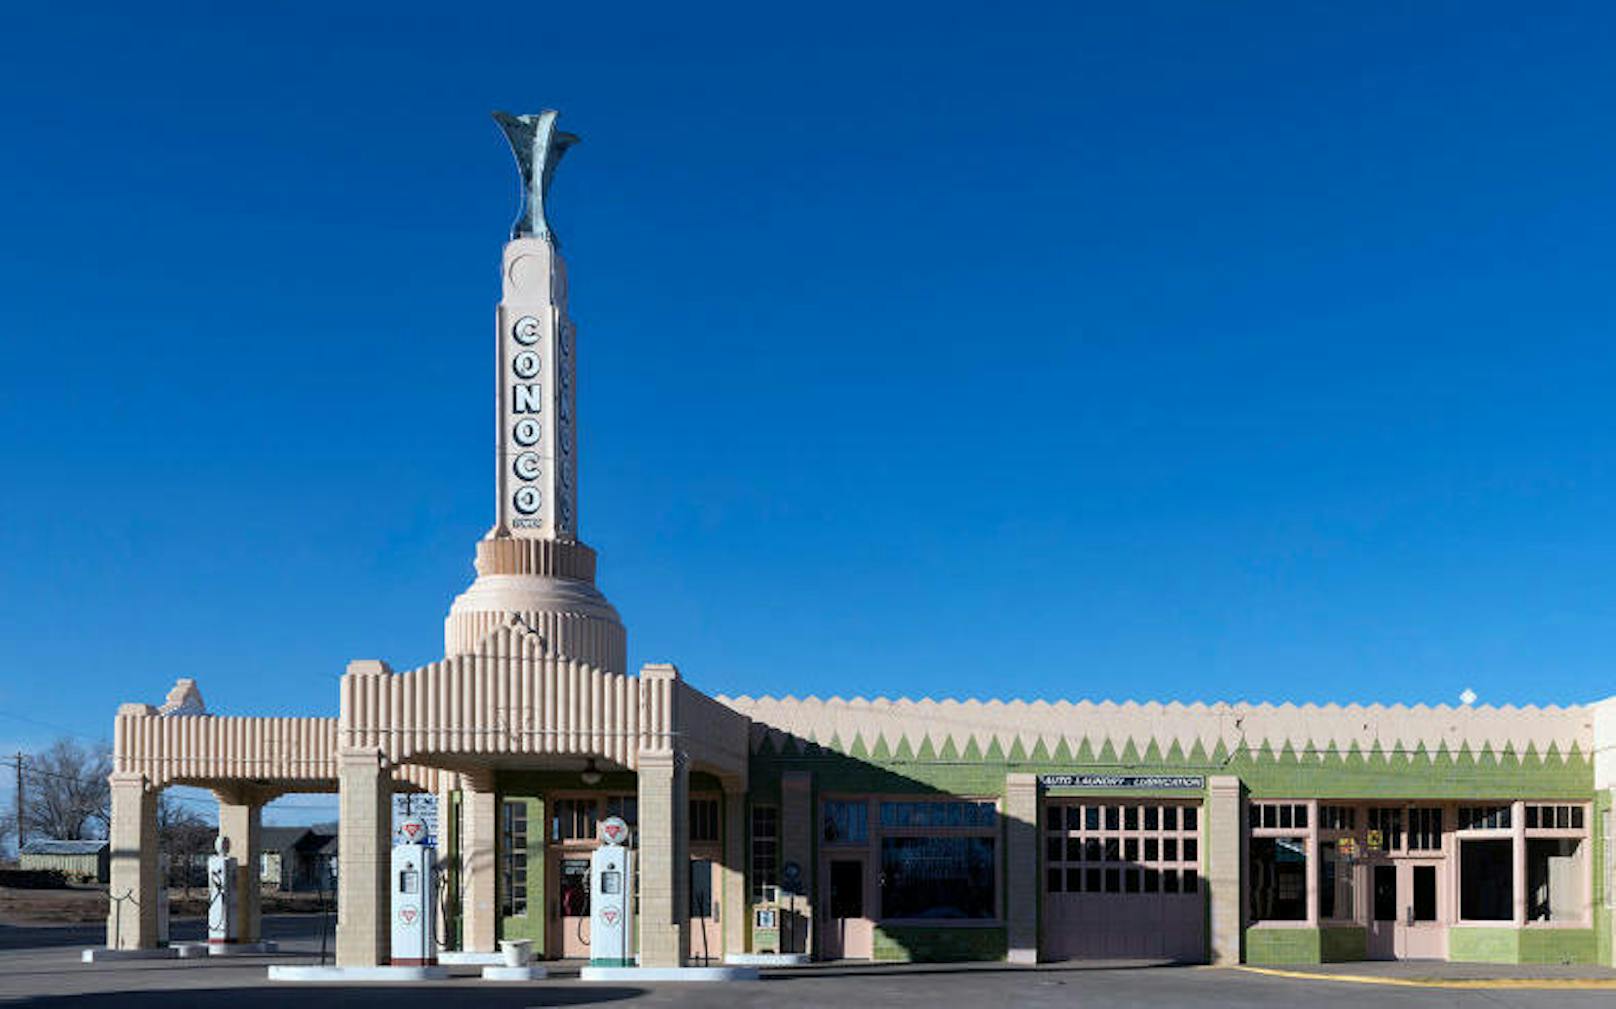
[1232,965,1616,990]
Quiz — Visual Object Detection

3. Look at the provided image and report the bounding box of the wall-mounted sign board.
[1038,774,1206,790]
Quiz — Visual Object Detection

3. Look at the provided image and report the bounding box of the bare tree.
[158,795,213,894]
[22,738,111,841]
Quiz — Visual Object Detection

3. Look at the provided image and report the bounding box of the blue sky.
[4,3,1616,824]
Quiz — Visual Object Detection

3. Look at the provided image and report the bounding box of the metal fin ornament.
[493,109,580,243]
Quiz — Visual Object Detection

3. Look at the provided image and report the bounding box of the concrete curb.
[724,953,810,966]
[80,948,181,963]
[1234,965,1616,990]
[482,965,548,981]
[579,965,761,982]
[268,965,449,982]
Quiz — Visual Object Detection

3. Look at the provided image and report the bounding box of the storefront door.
[498,797,544,947]
[688,858,721,964]
[820,856,872,960]
[1367,860,1446,959]
[548,853,593,958]
[1399,861,1446,958]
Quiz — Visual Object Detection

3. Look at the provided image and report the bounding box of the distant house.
[259,827,337,892]
[20,840,110,883]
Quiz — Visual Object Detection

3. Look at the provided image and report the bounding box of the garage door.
[1042,800,1206,962]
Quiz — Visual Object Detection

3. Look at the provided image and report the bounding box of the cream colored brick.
[106,773,158,949]
[1004,773,1039,963]
[336,748,390,967]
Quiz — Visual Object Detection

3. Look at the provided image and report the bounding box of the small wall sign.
[1038,774,1206,790]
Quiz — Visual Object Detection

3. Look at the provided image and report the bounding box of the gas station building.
[104,112,1616,970]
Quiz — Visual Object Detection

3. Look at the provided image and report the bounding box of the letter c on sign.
[512,316,542,345]
[513,452,541,481]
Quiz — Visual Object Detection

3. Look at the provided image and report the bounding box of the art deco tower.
[444,111,625,673]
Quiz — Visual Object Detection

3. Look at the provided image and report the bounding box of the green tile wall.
[1449,927,1520,963]
[872,925,1007,962]
[1319,927,1366,962]
[1518,928,1599,964]
[750,736,1593,801]
[1245,928,1322,964]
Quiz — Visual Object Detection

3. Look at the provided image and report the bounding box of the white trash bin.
[499,939,532,967]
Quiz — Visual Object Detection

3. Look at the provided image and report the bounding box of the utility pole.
[13,752,23,857]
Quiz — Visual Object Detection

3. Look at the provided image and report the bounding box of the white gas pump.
[390,815,437,966]
[207,836,237,945]
[589,815,635,966]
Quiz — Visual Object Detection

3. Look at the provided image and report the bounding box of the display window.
[821,794,1001,923]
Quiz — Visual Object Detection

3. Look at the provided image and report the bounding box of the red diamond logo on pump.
[599,815,629,845]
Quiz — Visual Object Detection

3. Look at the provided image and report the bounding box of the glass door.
[1367,863,1397,959]
[549,853,593,958]
[1398,861,1446,959]
[498,797,544,946]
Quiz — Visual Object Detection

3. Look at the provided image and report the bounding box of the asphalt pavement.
[3,923,1616,1008]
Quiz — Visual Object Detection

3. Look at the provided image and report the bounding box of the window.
[1368,807,1403,852]
[690,858,714,918]
[1408,807,1443,852]
[1460,839,1513,920]
[1527,838,1584,922]
[500,800,528,916]
[1250,837,1307,921]
[1318,840,1355,920]
[1413,864,1437,922]
[1043,801,1199,897]
[1458,805,1511,831]
[1526,804,1584,831]
[823,800,869,844]
[879,800,996,829]
[605,795,637,826]
[690,798,720,843]
[751,806,778,901]
[1251,803,1308,831]
[1320,805,1356,831]
[551,798,597,841]
[880,836,995,919]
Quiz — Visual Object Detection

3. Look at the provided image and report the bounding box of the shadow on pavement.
[5,986,646,1008]
[773,959,1201,980]
[0,915,326,950]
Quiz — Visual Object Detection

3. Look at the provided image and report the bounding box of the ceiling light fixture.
[580,757,603,786]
